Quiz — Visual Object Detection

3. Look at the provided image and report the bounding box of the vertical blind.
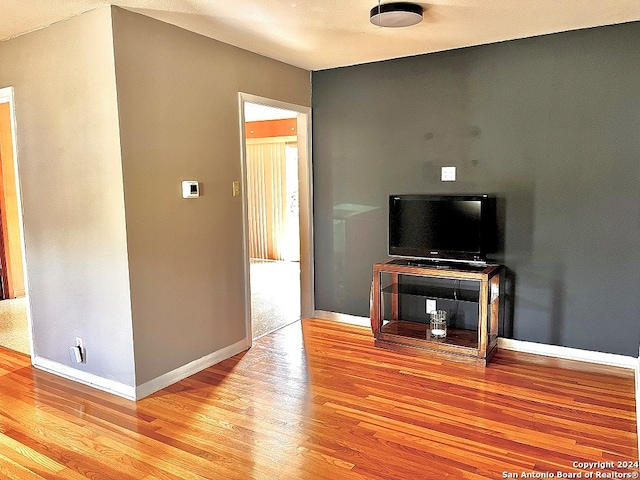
[246,141,288,260]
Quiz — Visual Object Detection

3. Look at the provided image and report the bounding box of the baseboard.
[636,347,640,460]
[314,311,637,370]
[135,337,250,400]
[34,338,251,401]
[34,356,136,400]
[498,338,637,369]
[314,310,370,327]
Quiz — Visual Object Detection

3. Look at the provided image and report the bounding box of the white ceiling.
[2,1,640,70]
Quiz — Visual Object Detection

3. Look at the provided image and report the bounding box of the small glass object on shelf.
[430,310,447,339]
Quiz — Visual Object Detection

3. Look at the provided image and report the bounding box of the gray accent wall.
[312,22,640,356]
[0,7,136,384]
[110,8,311,385]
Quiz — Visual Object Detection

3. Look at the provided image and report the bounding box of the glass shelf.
[379,320,478,349]
[380,282,479,303]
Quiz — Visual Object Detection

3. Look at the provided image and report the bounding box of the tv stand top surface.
[386,258,499,273]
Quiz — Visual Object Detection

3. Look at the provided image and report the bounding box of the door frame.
[238,93,314,343]
[0,86,33,359]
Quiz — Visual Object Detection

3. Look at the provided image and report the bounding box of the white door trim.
[237,93,314,344]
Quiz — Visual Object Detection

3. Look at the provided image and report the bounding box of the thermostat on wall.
[182,181,199,198]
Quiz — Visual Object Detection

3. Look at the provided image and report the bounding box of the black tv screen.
[388,194,497,262]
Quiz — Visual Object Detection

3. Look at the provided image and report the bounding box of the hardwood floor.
[0,318,637,479]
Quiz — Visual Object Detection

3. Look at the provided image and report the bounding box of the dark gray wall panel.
[312,22,640,356]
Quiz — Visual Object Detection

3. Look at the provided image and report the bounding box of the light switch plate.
[441,166,456,182]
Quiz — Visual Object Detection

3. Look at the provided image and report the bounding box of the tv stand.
[370,259,502,366]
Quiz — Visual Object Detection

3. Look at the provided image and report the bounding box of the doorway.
[0,87,30,356]
[239,94,313,342]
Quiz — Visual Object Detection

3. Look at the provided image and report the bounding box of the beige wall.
[110,8,311,385]
[0,5,311,392]
[0,7,136,385]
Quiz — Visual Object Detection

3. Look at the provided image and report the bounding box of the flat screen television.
[388,194,497,263]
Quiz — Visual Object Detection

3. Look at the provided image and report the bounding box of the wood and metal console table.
[371,259,502,366]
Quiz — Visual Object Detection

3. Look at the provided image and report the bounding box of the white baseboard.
[135,337,250,399]
[498,338,636,369]
[314,311,637,370]
[636,347,640,461]
[314,310,370,327]
[34,356,136,400]
[34,337,251,401]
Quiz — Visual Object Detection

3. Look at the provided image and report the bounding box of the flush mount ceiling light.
[370,2,424,28]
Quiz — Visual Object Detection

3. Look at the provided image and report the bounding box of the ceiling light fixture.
[370,2,423,28]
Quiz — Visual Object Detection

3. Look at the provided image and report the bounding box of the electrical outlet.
[441,166,456,182]
[74,337,85,363]
[426,299,437,314]
[69,346,82,363]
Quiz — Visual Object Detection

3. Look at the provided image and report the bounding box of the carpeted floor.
[0,297,29,355]
[250,259,300,340]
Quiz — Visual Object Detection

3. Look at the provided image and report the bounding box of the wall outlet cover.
[69,345,83,363]
[426,299,437,314]
[441,166,456,182]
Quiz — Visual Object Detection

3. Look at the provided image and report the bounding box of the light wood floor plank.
[0,318,636,479]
